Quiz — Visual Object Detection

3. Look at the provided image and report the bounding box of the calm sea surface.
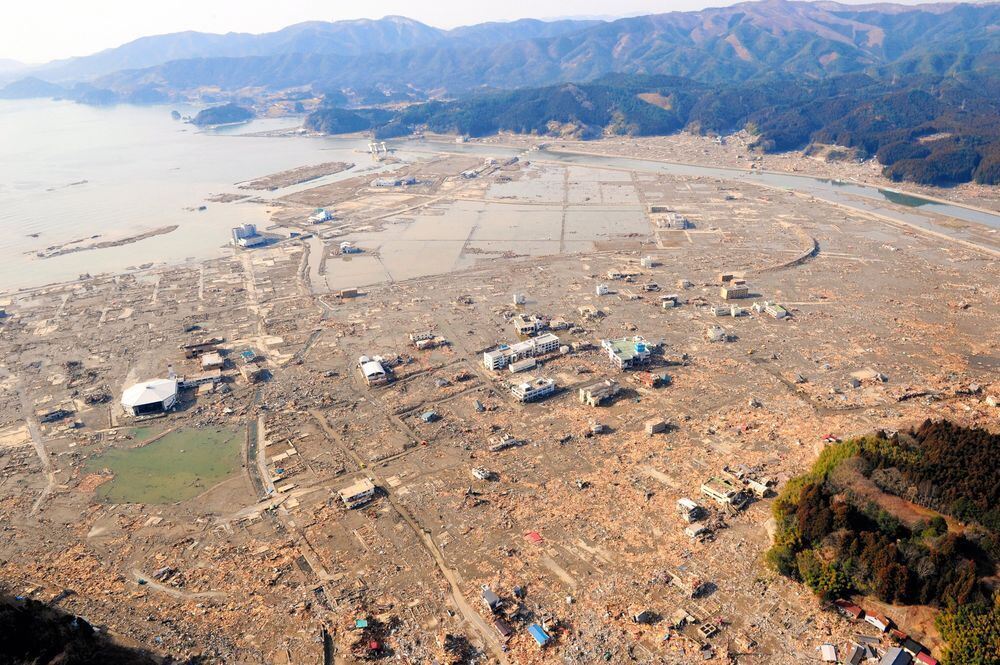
[0,99,376,290]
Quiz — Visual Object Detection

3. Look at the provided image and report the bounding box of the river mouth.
[84,427,242,504]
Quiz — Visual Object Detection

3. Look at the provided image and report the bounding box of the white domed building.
[121,379,178,417]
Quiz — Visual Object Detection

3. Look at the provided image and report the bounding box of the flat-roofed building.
[483,333,560,370]
[178,370,222,389]
[200,352,224,371]
[601,336,651,370]
[530,332,560,355]
[721,283,749,300]
[510,376,556,402]
[654,212,691,229]
[512,313,546,335]
[483,345,512,371]
[701,476,749,508]
[676,497,705,522]
[645,419,667,435]
[232,223,265,248]
[339,478,376,508]
[578,379,621,407]
[765,302,789,319]
[410,331,435,345]
[309,208,334,223]
[508,357,537,373]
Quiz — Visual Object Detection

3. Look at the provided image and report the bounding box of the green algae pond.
[85,427,243,504]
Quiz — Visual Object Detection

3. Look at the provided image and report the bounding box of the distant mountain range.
[0,58,24,74]
[3,0,999,187]
[13,16,600,85]
[3,1,999,100]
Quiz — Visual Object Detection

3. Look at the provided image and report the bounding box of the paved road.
[16,377,54,516]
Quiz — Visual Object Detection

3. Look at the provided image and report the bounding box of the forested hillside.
[306,72,1000,186]
[78,2,1000,95]
[766,421,1000,665]
[6,2,999,101]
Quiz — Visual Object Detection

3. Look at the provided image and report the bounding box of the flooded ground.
[316,161,652,290]
[4,101,1000,293]
[84,427,242,504]
[0,100,402,289]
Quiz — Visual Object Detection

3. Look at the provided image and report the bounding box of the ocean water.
[0,99,373,290]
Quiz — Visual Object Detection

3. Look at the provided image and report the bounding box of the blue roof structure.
[528,623,550,647]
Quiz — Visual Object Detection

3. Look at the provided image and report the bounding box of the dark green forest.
[191,103,254,127]
[306,72,1000,186]
[766,420,1000,665]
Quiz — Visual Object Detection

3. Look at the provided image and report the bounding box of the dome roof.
[121,379,177,407]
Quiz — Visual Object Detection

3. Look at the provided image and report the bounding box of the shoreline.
[31,225,180,260]
[6,126,998,296]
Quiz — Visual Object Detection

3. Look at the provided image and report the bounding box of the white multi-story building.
[655,212,691,229]
[339,478,376,508]
[309,208,334,223]
[483,346,513,371]
[510,376,556,402]
[601,336,651,370]
[530,332,560,354]
[483,332,560,370]
[232,223,265,248]
[765,302,789,319]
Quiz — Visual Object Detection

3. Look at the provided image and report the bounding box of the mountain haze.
[26,16,600,84]
[68,1,1000,97]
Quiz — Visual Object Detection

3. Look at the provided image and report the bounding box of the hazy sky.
[3,0,942,63]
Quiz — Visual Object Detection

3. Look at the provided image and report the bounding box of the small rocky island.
[191,103,254,127]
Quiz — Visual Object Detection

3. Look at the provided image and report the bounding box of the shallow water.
[0,100,389,289]
[84,427,241,504]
